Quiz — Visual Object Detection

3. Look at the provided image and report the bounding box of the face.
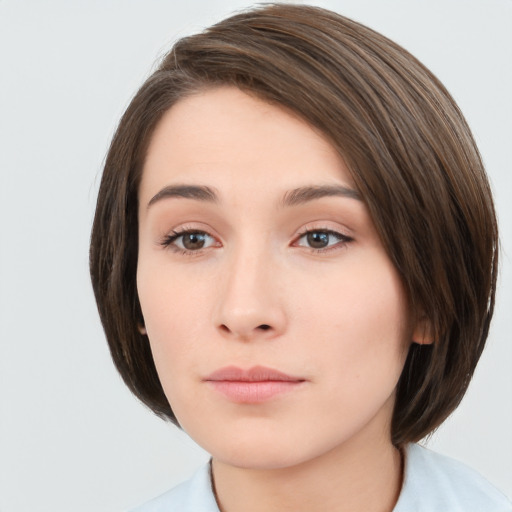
[137,87,413,470]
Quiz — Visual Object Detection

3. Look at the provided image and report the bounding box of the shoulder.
[394,443,512,512]
[129,462,220,512]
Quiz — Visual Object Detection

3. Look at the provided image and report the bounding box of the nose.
[213,245,287,341]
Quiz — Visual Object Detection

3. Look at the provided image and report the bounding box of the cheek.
[293,256,410,379]
[136,262,210,375]
[137,277,207,420]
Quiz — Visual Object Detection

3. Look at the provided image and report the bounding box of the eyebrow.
[281,184,361,207]
[146,183,361,210]
[147,185,218,209]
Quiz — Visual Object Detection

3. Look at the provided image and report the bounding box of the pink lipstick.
[204,366,306,403]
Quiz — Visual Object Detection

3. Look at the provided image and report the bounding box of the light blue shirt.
[131,444,512,511]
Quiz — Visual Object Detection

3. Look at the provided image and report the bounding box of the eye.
[295,229,352,251]
[161,230,218,252]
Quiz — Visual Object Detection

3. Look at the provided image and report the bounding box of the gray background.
[0,1,510,510]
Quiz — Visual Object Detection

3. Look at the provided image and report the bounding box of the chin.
[213,443,312,471]
[200,427,349,472]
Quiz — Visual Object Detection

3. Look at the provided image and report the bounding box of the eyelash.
[159,227,353,255]
[160,228,218,256]
[294,228,354,253]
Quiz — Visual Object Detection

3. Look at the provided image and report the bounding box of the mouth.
[203,365,306,404]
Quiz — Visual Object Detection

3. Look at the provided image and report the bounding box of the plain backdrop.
[0,1,511,510]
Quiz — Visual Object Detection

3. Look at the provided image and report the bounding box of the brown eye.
[182,232,207,250]
[296,229,353,251]
[163,230,217,252]
[306,231,330,249]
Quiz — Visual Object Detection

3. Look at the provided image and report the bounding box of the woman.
[89,4,511,511]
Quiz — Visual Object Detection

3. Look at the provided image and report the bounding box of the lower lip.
[206,380,304,403]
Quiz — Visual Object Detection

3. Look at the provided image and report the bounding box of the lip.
[204,365,306,403]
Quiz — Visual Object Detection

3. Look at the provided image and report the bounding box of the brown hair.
[90,3,498,446]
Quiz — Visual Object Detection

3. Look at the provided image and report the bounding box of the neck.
[211,421,404,512]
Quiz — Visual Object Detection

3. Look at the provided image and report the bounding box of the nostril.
[217,323,273,337]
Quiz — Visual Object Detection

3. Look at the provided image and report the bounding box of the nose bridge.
[214,236,285,339]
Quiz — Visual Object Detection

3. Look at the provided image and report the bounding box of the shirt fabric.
[131,443,512,511]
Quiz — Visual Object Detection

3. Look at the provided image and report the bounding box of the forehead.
[140,86,356,203]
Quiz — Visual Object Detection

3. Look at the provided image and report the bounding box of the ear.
[137,322,147,336]
[412,315,434,345]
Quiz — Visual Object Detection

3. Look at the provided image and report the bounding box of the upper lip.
[204,365,305,382]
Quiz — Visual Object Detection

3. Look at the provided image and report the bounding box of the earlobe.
[138,322,147,336]
[412,316,435,345]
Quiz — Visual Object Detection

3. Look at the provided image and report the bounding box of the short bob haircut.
[90,3,498,447]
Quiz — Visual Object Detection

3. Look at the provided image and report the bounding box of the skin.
[137,86,429,512]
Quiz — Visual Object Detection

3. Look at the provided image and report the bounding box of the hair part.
[90,3,498,445]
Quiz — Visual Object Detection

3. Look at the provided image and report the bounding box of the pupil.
[183,233,205,250]
[307,231,329,248]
